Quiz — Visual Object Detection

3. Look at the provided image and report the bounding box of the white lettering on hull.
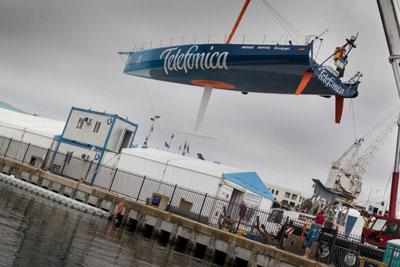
[160,45,228,75]
[317,69,345,95]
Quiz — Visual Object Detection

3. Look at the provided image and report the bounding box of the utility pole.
[377,0,400,219]
[143,115,160,148]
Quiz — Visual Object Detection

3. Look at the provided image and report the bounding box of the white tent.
[117,147,274,210]
[0,107,64,147]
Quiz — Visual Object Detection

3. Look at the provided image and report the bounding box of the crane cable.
[261,0,303,44]
[361,108,398,139]
[118,53,167,147]
[260,0,343,76]
[350,100,358,141]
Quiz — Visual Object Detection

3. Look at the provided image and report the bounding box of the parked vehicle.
[265,208,315,236]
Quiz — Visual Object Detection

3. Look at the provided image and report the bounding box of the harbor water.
[0,180,215,267]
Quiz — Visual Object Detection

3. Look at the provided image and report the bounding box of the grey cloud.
[0,0,398,200]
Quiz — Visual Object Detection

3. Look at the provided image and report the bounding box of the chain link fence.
[0,135,386,264]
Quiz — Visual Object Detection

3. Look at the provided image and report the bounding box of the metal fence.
[0,135,268,226]
[0,135,386,264]
[316,230,385,267]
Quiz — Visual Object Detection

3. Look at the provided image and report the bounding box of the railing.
[128,34,294,52]
[0,134,385,264]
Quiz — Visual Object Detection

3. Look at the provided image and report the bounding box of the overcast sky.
[0,0,398,203]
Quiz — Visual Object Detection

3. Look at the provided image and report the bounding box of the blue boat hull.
[122,43,358,98]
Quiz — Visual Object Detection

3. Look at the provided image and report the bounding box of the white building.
[0,105,64,148]
[364,199,386,216]
[267,183,305,208]
[114,147,275,213]
[0,104,275,215]
[42,107,138,183]
[53,107,138,165]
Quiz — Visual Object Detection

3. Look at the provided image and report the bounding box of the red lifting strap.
[226,0,251,44]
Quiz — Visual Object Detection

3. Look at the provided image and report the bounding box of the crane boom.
[354,115,397,177]
[377,0,400,219]
[325,114,397,200]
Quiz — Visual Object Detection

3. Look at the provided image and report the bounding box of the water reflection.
[0,182,214,267]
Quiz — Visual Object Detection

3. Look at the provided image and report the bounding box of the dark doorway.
[118,130,133,153]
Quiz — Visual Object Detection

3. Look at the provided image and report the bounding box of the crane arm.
[353,115,397,177]
[335,138,364,163]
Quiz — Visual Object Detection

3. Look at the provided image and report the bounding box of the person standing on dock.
[255,216,271,243]
[109,201,126,227]
[304,224,319,259]
[281,220,294,249]
[315,211,325,229]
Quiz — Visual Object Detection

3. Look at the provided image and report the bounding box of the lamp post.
[143,115,160,148]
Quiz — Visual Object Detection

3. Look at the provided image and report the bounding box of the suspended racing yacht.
[120,0,362,129]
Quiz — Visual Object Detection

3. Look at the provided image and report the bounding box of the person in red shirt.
[315,211,325,227]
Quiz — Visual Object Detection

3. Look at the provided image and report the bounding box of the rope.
[384,169,392,196]
[118,52,167,147]
[118,53,128,64]
[361,108,397,139]
[314,40,323,60]
[261,0,303,44]
[350,100,358,141]
[268,2,304,43]
[357,184,391,204]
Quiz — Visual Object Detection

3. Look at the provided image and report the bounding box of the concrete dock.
[0,155,325,267]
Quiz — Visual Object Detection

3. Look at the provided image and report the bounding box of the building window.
[285,192,290,199]
[275,190,279,195]
[291,194,297,201]
[76,118,84,129]
[93,121,101,133]
[271,189,275,194]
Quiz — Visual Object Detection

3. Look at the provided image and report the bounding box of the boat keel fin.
[335,96,344,124]
[295,70,314,95]
[195,85,213,131]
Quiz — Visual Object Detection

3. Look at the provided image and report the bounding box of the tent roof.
[122,147,243,177]
[0,101,26,114]
[0,107,65,138]
[223,172,274,201]
[122,147,273,200]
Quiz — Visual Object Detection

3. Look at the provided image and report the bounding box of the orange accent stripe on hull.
[295,70,313,95]
[190,80,236,89]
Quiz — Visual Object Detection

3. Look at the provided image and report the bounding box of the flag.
[170,133,174,139]
[197,153,205,160]
[186,145,190,154]
[150,125,154,132]
[182,142,188,156]
[164,142,170,148]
